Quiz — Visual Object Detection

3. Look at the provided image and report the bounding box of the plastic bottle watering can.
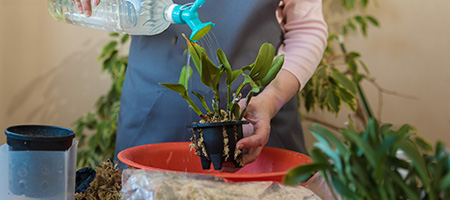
[169,0,214,40]
[48,0,215,41]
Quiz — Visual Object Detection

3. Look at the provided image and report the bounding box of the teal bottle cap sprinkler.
[167,0,214,41]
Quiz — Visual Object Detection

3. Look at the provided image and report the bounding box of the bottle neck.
[164,4,178,24]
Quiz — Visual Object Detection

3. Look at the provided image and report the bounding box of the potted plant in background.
[283,118,450,199]
[160,35,285,170]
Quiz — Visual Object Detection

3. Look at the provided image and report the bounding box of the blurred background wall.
[0,1,111,144]
[1,0,449,148]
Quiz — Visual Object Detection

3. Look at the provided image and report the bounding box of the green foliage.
[160,35,284,122]
[287,1,450,198]
[302,0,380,120]
[74,33,129,168]
[284,119,450,200]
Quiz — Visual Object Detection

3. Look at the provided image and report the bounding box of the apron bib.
[115,0,306,157]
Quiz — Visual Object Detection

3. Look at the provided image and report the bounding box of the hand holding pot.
[220,95,272,173]
[221,70,301,173]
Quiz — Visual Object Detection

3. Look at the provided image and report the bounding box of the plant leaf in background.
[284,118,450,199]
[74,33,129,168]
[301,0,380,123]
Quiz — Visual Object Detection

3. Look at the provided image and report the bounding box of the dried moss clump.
[75,160,122,200]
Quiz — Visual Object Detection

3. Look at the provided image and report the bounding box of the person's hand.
[71,0,101,17]
[220,70,300,173]
[220,95,273,173]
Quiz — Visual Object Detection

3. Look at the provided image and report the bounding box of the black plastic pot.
[190,121,248,170]
[4,125,75,198]
[5,125,75,151]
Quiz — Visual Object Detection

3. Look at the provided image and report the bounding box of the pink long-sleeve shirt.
[277,0,328,91]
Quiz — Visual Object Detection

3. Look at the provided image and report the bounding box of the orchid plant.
[160,35,285,123]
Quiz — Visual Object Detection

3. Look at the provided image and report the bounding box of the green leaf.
[308,148,332,166]
[160,82,203,117]
[249,43,276,80]
[311,124,347,153]
[98,41,118,61]
[326,89,341,113]
[346,153,373,196]
[347,19,357,31]
[109,32,119,37]
[217,49,234,85]
[440,172,450,190]
[192,91,211,113]
[160,83,187,96]
[386,169,421,200]
[355,15,368,36]
[366,16,379,27]
[121,34,130,44]
[361,0,369,8]
[260,54,285,87]
[347,51,361,59]
[346,59,358,75]
[184,34,206,73]
[340,128,377,167]
[336,87,357,111]
[396,139,431,187]
[241,64,253,71]
[414,137,433,153]
[331,177,361,200]
[310,126,344,172]
[200,53,222,91]
[366,118,380,146]
[331,69,357,95]
[342,0,356,10]
[231,102,240,120]
[342,25,348,36]
[283,163,326,185]
[242,74,260,93]
[304,89,315,111]
[231,69,242,83]
[178,66,193,89]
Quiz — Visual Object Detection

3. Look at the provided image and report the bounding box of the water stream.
[184,31,221,172]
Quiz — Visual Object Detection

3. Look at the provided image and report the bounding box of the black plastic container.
[5,125,75,198]
[191,121,248,170]
[6,125,74,151]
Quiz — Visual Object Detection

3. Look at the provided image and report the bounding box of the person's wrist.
[255,89,284,119]
[257,69,300,118]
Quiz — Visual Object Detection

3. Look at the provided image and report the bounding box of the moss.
[75,160,122,200]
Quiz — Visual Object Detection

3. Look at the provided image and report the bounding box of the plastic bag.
[121,169,320,200]
[304,172,341,200]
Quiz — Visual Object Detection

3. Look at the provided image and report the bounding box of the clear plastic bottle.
[47,0,214,40]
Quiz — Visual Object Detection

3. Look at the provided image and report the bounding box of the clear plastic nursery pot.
[4,125,75,198]
[190,120,248,170]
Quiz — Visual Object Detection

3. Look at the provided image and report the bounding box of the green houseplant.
[283,119,450,200]
[283,2,450,198]
[160,35,285,170]
[74,33,129,168]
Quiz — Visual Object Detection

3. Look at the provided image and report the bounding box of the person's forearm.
[257,69,300,119]
[277,0,328,91]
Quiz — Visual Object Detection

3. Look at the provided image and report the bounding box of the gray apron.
[115,0,306,159]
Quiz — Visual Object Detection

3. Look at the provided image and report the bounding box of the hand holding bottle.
[70,0,100,17]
